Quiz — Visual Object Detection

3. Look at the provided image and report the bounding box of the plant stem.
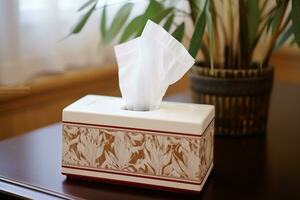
[260,6,276,23]
[216,14,229,43]
[223,0,231,68]
[228,0,235,68]
[262,1,289,67]
[211,0,219,64]
[202,33,211,66]
[252,15,272,49]
[238,0,250,68]
[260,0,269,17]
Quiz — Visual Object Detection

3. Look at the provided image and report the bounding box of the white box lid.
[63,95,214,135]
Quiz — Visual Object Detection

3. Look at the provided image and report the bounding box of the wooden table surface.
[0,81,300,200]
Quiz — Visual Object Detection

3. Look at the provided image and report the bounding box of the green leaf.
[78,0,97,12]
[292,0,300,47]
[71,2,97,34]
[143,0,164,18]
[119,15,144,43]
[100,2,107,38]
[266,10,276,33]
[271,1,286,34]
[276,0,284,5]
[137,7,174,35]
[189,0,205,20]
[188,7,206,58]
[103,3,134,44]
[135,0,164,36]
[275,25,293,49]
[152,7,174,24]
[119,0,163,42]
[172,22,185,43]
[244,0,259,46]
[163,13,174,32]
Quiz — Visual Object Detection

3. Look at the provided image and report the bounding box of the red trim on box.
[62,118,214,138]
[62,172,201,195]
[62,164,200,183]
[62,164,208,185]
[62,162,213,187]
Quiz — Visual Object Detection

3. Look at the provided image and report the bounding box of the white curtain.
[0,0,116,85]
[0,0,190,85]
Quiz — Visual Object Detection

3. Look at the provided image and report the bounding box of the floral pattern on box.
[62,121,214,182]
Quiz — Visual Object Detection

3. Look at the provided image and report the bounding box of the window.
[0,0,113,85]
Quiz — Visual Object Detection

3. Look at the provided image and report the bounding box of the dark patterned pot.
[189,63,274,136]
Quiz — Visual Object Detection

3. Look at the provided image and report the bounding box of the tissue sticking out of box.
[114,20,195,111]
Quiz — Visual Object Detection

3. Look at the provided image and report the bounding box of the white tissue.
[114,20,194,111]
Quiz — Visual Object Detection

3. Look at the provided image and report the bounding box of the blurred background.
[0,0,116,85]
[0,0,299,140]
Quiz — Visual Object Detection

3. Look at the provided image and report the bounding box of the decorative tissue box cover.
[62,95,214,193]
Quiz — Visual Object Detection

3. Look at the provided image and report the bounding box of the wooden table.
[0,81,300,200]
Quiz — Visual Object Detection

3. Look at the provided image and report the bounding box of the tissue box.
[62,95,214,193]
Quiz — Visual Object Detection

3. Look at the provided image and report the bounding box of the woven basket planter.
[189,63,274,136]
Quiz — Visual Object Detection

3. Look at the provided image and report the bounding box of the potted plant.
[70,0,300,136]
